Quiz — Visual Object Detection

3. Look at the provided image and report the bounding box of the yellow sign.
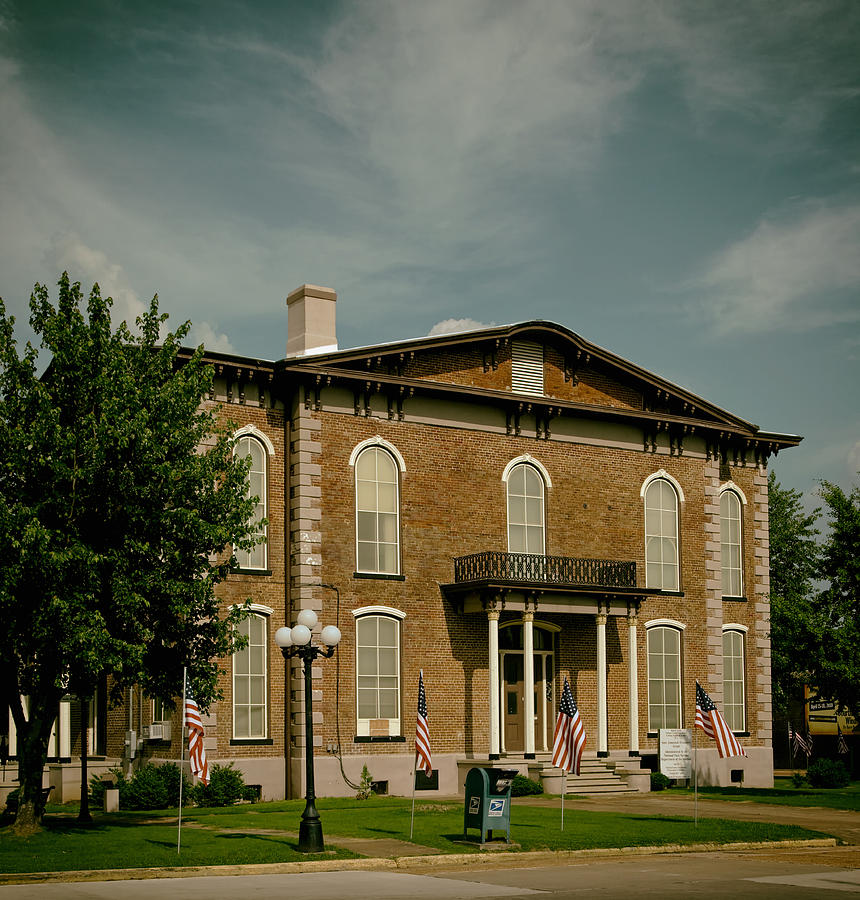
[805,687,858,735]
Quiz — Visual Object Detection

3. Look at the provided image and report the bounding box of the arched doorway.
[499,622,557,753]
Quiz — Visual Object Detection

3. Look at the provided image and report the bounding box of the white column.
[488,608,501,758]
[524,610,536,757]
[628,610,639,756]
[597,612,608,756]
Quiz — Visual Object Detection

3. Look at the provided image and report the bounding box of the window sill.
[354,735,406,743]
[722,595,747,603]
[353,572,406,582]
[230,738,274,746]
[230,568,273,577]
[732,731,750,737]
[646,590,685,597]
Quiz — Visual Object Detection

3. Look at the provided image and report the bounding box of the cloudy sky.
[1,0,858,505]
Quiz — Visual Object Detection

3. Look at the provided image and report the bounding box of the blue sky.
[1,1,858,506]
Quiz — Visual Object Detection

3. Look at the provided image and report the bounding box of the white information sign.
[659,728,692,779]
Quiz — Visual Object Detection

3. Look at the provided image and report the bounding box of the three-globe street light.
[275,609,341,854]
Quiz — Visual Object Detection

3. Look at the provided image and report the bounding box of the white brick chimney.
[285,284,338,357]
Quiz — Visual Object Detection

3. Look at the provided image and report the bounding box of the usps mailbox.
[463,767,517,843]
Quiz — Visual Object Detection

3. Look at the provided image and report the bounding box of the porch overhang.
[441,581,649,616]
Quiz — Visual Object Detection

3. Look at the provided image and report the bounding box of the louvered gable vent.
[511,340,544,396]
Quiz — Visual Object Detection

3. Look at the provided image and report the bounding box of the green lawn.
[0,796,831,875]
[661,779,860,811]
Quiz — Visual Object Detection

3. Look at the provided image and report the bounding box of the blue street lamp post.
[275,609,341,854]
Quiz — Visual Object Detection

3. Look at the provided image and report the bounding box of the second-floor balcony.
[443,551,647,614]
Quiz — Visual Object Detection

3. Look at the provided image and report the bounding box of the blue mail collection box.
[463,767,517,843]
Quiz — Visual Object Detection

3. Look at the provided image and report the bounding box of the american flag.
[838,725,849,756]
[415,670,432,776]
[551,678,586,776]
[184,689,210,785]
[805,727,814,757]
[695,681,746,759]
[789,722,810,757]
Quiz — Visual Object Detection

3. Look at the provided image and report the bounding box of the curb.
[0,838,838,885]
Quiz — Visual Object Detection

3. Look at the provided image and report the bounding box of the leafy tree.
[0,274,258,834]
[814,478,860,719]
[767,471,820,715]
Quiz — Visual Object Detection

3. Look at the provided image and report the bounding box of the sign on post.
[659,728,692,779]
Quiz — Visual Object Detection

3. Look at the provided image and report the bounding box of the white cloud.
[188,321,235,355]
[45,233,147,328]
[428,318,494,336]
[690,202,860,334]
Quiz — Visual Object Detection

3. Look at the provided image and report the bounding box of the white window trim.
[352,605,406,620]
[501,454,553,488]
[349,436,406,472]
[500,619,562,634]
[354,611,402,737]
[642,473,682,591]
[233,424,276,457]
[232,611,269,740]
[719,481,748,505]
[721,626,747,733]
[353,443,402,575]
[233,432,269,571]
[640,469,685,502]
[645,622,684,732]
[719,486,745,597]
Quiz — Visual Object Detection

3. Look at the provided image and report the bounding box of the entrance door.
[502,654,524,751]
[500,643,555,753]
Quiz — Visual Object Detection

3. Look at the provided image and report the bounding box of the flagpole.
[693,721,698,829]
[178,667,187,854]
[410,761,417,839]
[560,772,566,831]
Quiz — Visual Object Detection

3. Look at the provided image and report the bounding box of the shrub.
[510,774,543,796]
[791,771,807,788]
[650,772,671,791]
[120,763,169,810]
[806,758,850,789]
[89,767,125,807]
[355,765,374,800]
[191,763,246,807]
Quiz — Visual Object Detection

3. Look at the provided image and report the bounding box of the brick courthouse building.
[4,283,801,801]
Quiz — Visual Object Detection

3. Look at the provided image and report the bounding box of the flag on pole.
[790,722,810,757]
[695,681,746,759]
[838,725,849,756]
[415,670,432,776]
[551,678,586,776]
[184,688,210,785]
[805,727,814,758]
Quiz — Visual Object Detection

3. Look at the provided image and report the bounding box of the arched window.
[643,474,681,591]
[354,443,402,574]
[353,607,404,737]
[233,609,269,739]
[720,487,744,597]
[646,621,684,730]
[722,626,746,732]
[505,462,547,555]
[234,432,269,570]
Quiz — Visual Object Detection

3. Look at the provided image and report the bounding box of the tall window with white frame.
[507,463,545,555]
[722,629,746,732]
[720,490,743,597]
[644,478,680,591]
[647,624,682,730]
[234,435,267,570]
[355,613,401,737]
[355,446,400,575]
[233,613,268,740]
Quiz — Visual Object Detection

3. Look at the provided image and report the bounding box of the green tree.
[767,471,820,715]
[0,275,258,834]
[814,478,860,719]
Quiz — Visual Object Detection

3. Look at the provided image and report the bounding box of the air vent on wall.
[512,340,544,396]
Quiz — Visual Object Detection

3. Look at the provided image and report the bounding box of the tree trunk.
[11,697,58,836]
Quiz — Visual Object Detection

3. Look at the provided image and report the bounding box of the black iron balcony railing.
[453,551,637,589]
